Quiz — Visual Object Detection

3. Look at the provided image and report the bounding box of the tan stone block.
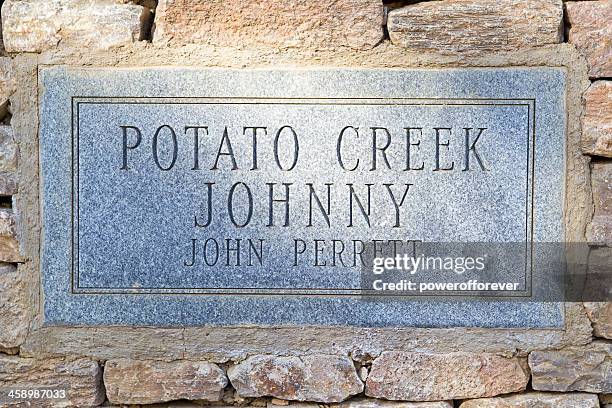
[583,82,612,157]
[1,0,148,53]
[586,161,612,242]
[104,359,228,405]
[0,172,17,196]
[587,216,612,245]
[0,126,17,172]
[227,355,363,403]
[0,236,20,262]
[270,398,290,406]
[460,392,600,408]
[584,248,612,335]
[0,58,13,121]
[570,247,612,304]
[334,398,453,408]
[0,208,16,237]
[276,404,318,408]
[387,0,563,54]
[592,161,612,215]
[0,15,4,55]
[132,403,211,408]
[0,208,20,262]
[124,0,156,10]
[566,1,612,78]
[0,263,27,349]
[365,351,529,401]
[529,341,612,393]
[585,303,612,339]
[0,355,105,407]
[153,0,384,51]
[587,163,612,243]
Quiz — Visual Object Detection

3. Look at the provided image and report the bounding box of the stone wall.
[0,0,610,407]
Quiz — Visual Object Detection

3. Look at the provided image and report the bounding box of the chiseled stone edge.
[21,303,591,362]
[4,55,39,349]
[17,44,592,358]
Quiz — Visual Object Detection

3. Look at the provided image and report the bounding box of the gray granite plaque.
[40,67,566,327]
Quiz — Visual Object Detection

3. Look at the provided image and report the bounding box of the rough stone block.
[153,0,384,51]
[227,355,363,403]
[0,208,16,236]
[592,161,612,216]
[582,82,612,157]
[581,246,612,309]
[103,359,227,405]
[0,172,17,196]
[0,355,105,407]
[566,1,612,78]
[387,0,563,54]
[0,126,17,172]
[365,351,529,401]
[130,0,156,10]
[0,58,13,121]
[459,392,600,407]
[587,216,612,245]
[0,263,27,349]
[0,236,20,262]
[584,302,612,339]
[529,341,612,393]
[1,0,148,53]
[573,246,612,303]
[0,208,20,262]
[587,161,612,245]
[333,398,453,408]
[132,403,209,408]
[0,16,5,56]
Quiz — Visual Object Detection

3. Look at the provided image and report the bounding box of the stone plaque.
[40,67,566,327]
